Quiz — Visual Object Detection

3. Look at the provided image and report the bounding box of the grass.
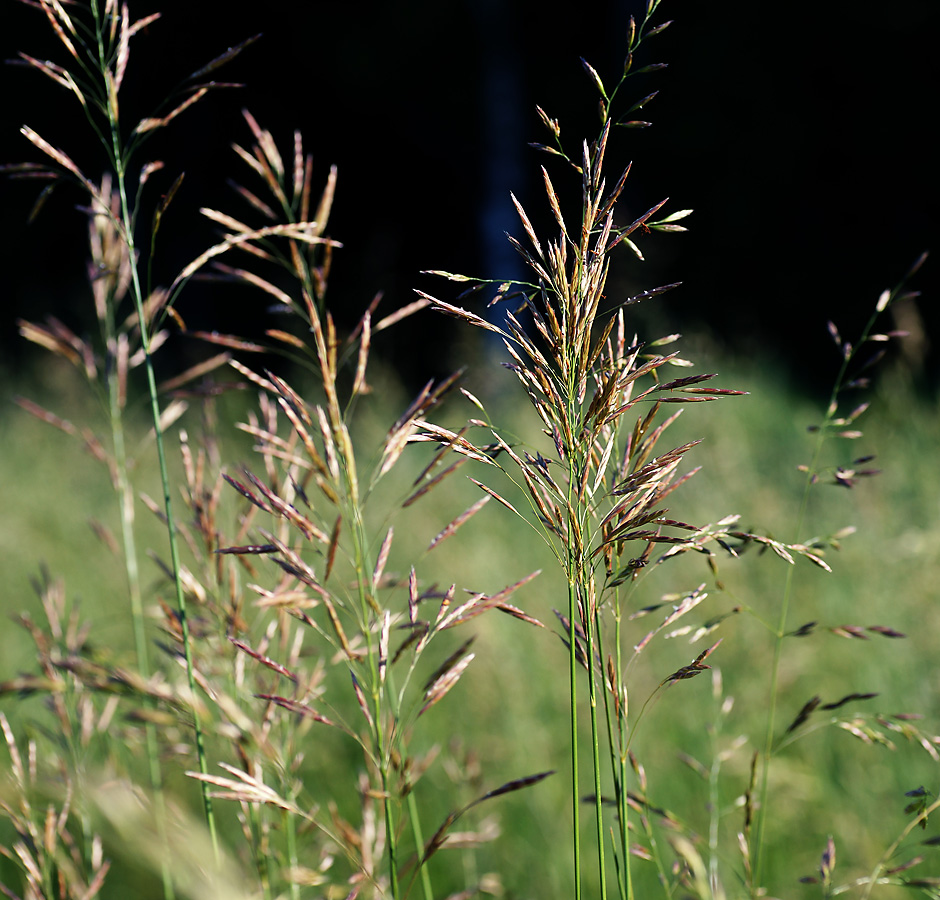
[2,2,938,899]
[4,354,939,898]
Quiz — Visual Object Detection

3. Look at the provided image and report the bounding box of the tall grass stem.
[103,68,221,868]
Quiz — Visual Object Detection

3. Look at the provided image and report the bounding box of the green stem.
[707,677,722,898]
[860,796,940,900]
[619,708,632,896]
[99,56,220,865]
[128,200,220,858]
[106,351,175,900]
[620,749,631,900]
[609,602,631,900]
[96,178,175,894]
[620,615,636,900]
[626,689,674,898]
[284,806,300,900]
[752,275,908,890]
[86,4,189,892]
[405,756,433,900]
[251,804,272,900]
[350,504,415,900]
[560,327,584,898]
[372,688,400,900]
[567,547,582,900]
[583,579,608,900]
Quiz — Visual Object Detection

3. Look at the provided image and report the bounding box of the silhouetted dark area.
[2,0,936,394]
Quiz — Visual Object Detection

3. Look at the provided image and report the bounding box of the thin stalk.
[388,644,432,900]
[752,283,902,890]
[560,276,585,898]
[615,608,632,900]
[56,676,94,884]
[98,59,220,863]
[85,3,199,888]
[348,503,400,900]
[583,571,608,900]
[619,752,631,900]
[641,806,674,900]
[350,501,434,900]
[751,548,800,891]
[95,172,175,894]
[284,806,300,900]
[251,803,272,900]
[573,158,608,900]
[106,351,175,900]
[371,695,399,900]
[595,604,620,898]
[387,660,434,900]
[41,849,55,900]
[625,688,674,899]
[566,488,583,900]
[303,203,430,900]
[601,598,631,900]
[121,190,219,858]
[860,796,940,900]
[707,679,722,898]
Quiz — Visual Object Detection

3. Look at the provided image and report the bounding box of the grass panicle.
[425,2,749,895]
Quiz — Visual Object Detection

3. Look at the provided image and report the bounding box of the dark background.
[1,0,936,394]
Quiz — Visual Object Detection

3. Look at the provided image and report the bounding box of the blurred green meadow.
[3,338,938,897]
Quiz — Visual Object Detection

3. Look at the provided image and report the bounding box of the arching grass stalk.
[750,252,927,892]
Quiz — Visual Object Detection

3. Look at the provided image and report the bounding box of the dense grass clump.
[2,2,936,899]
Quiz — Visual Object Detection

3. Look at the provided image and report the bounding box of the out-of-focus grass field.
[2,343,939,897]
